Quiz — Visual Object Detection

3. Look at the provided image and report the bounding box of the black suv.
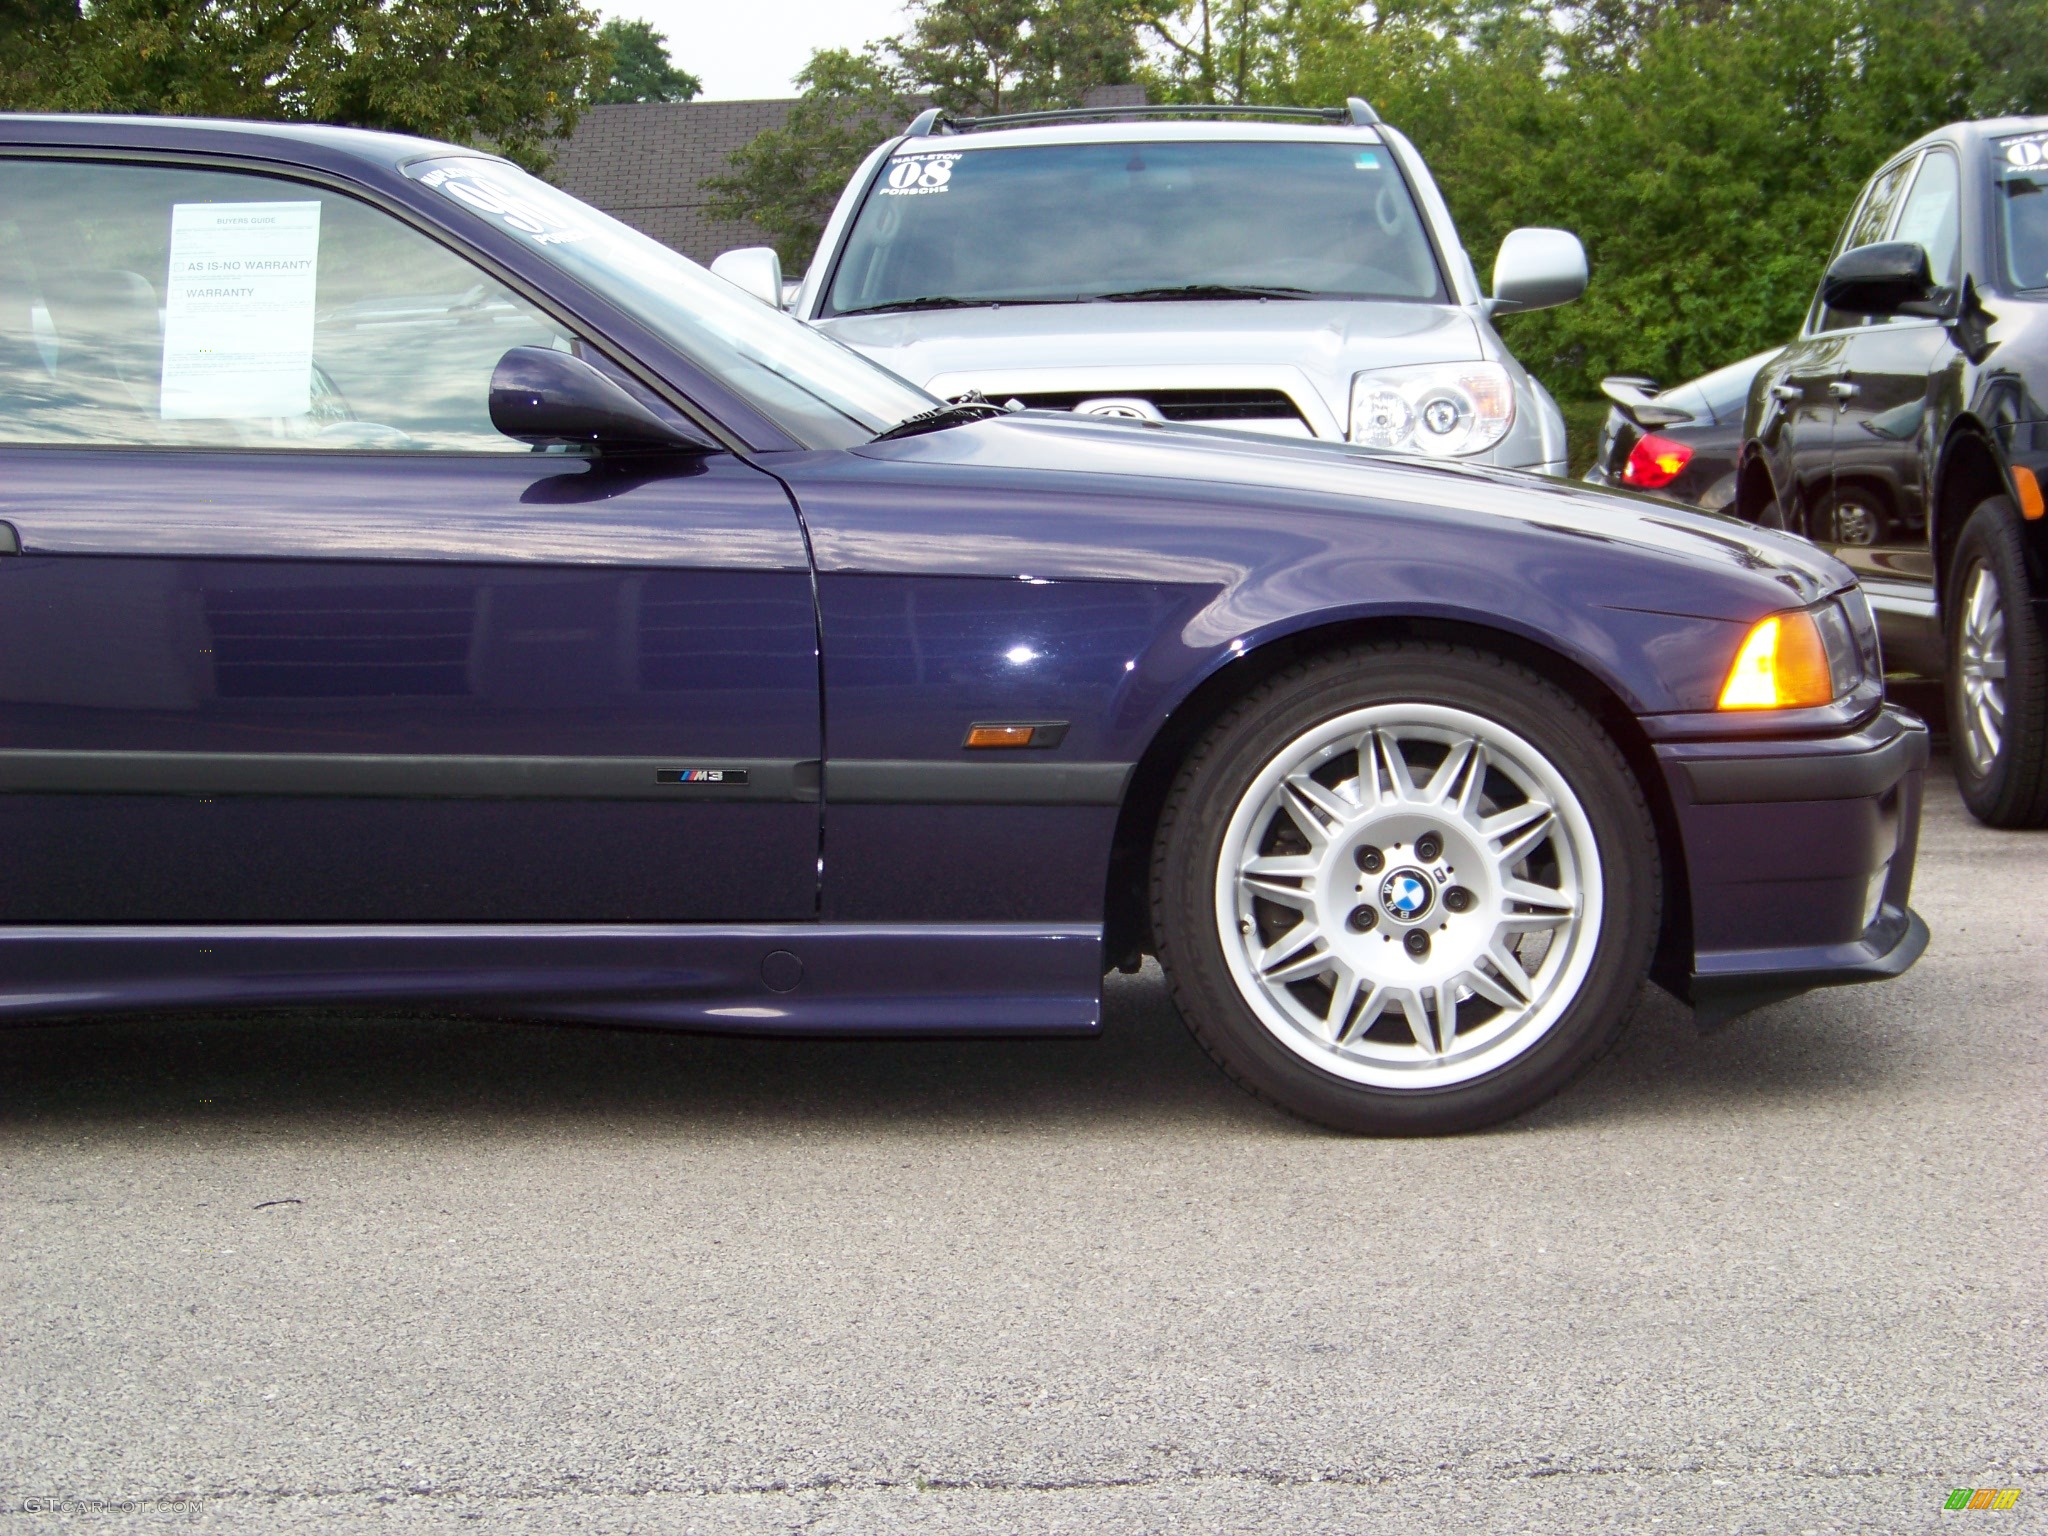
[1738,117,2048,827]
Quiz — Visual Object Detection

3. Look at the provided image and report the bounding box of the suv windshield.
[823,139,1445,317]
[407,157,934,447]
[1996,131,2048,291]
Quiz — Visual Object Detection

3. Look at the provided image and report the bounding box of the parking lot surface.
[2,759,2042,1535]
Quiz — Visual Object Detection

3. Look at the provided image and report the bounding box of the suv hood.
[816,299,1485,430]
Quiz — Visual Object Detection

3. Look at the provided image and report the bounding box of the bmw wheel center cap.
[1379,868,1435,922]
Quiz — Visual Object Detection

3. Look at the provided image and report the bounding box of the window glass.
[1893,149,1960,287]
[822,140,1445,316]
[1815,157,1916,332]
[0,159,575,450]
[1995,131,2048,291]
[1842,158,1915,253]
[406,157,935,449]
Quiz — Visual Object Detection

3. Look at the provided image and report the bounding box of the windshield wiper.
[1091,284,1315,302]
[830,295,1072,318]
[872,391,1010,442]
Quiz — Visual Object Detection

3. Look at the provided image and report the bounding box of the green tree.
[0,0,605,172]
[705,45,916,266]
[720,0,2048,402]
[709,0,1157,267]
[898,0,1156,115]
[1152,0,2048,397]
[592,17,700,104]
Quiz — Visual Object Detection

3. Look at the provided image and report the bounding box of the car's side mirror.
[489,347,716,453]
[710,246,784,308]
[1821,240,1945,318]
[1491,228,1588,314]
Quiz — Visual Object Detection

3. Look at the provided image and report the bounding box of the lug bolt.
[1356,846,1384,874]
[1443,886,1473,913]
[1348,905,1377,932]
[1416,832,1443,862]
[1404,929,1431,959]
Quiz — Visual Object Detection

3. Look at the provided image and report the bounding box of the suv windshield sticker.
[160,201,321,421]
[1354,151,1382,170]
[414,163,595,247]
[1997,133,2048,177]
[879,153,961,197]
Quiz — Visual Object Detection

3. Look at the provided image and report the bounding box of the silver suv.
[719,102,1587,473]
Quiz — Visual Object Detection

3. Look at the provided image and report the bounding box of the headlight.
[1349,362,1516,456]
[1717,601,1864,710]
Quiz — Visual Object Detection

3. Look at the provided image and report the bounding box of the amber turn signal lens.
[2013,464,2046,521]
[1718,611,1835,710]
[965,724,1036,748]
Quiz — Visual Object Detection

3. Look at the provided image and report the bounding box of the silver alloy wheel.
[1959,563,2009,777]
[1213,703,1604,1090]
[1833,497,1879,546]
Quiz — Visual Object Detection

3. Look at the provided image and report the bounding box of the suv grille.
[1012,389,1309,428]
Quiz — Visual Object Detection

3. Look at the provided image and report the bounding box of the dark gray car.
[1584,350,1778,511]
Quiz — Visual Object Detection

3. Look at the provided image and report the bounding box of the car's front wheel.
[1948,495,2048,827]
[1152,643,1660,1135]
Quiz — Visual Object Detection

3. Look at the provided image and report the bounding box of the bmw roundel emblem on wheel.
[1379,870,1434,921]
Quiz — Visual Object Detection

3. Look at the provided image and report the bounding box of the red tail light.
[1622,432,1694,489]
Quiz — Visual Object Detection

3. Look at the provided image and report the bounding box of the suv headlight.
[1349,362,1516,456]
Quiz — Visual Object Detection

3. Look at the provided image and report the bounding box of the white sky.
[605,0,915,101]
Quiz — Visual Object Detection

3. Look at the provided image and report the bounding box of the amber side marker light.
[2013,464,2046,520]
[1718,611,1835,710]
[963,720,1072,749]
[966,725,1036,748]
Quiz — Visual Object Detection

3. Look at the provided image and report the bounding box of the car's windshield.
[1995,131,2048,291]
[822,139,1445,318]
[407,157,935,447]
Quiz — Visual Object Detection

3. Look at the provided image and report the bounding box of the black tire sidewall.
[1946,496,2048,827]
[1153,644,1659,1135]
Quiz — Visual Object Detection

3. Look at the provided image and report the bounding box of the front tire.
[1947,496,2048,827]
[1152,643,1660,1135]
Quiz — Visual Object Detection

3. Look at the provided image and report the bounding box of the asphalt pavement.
[2,756,2043,1535]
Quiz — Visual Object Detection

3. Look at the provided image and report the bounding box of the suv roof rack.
[903,98,1381,137]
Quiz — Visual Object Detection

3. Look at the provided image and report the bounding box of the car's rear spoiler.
[1598,375,1696,429]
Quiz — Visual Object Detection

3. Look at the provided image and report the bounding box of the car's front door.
[1830,145,1959,587]
[1760,332,1849,535]
[1764,155,1921,539]
[0,156,820,923]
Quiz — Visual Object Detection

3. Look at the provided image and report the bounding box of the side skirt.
[0,923,1104,1035]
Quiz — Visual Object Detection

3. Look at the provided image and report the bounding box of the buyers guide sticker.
[160,202,321,420]
[879,152,960,196]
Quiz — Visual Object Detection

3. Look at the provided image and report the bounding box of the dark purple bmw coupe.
[0,116,1927,1133]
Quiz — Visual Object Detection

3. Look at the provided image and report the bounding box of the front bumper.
[1655,705,1930,1029]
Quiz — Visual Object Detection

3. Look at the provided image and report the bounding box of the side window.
[0,158,577,450]
[1813,156,1917,333]
[1893,148,1961,289]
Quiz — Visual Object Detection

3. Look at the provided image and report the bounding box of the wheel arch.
[1734,444,1778,526]
[1931,419,2009,617]
[1101,615,1695,999]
